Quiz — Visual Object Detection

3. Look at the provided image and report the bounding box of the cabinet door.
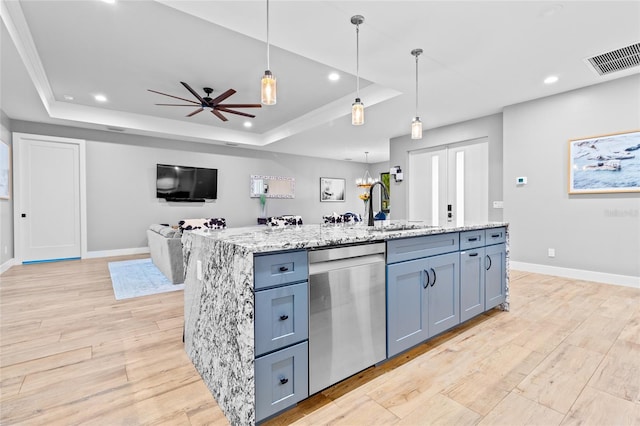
[485,243,506,310]
[460,248,485,322]
[255,341,309,422]
[255,282,309,357]
[387,258,430,357]
[427,252,460,336]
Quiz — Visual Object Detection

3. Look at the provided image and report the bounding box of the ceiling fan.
[148,81,261,122]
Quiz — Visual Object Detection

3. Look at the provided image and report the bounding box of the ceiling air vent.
[586,42,640,76]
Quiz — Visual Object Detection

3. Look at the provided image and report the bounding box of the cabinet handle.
[468,237,478,242]
[422,270,430,289]
[486,254,492,271]
[279,266,289,272]
[279,377,289,385]
[430,268,437,287]
[491,233,500,238]
[279,314,289,321]
[469,252,479,257]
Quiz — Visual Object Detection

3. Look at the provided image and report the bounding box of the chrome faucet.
[368,181,389,226]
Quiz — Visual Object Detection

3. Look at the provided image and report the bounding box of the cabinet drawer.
[255,341,309,422]
[255,282,309,356]
[255,250,308,289]
[485,227,506,245]
[460,230,484,250]
[387,232,459,264]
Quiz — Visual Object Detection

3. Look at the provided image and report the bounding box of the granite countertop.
[186,220,508,254]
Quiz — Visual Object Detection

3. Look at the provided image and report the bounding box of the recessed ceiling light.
[328,72,340,81]
[94,94,107,102]
[243,121,252,128]
[544,75,559,85]
[63,95,74,101]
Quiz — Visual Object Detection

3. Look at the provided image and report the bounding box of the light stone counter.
[182,222,509,425]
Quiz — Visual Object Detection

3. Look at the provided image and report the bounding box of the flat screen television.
[156,163,218,201]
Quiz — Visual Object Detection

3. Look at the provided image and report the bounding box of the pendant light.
[261,0,276,105]
[351,15,365,126]
[411,48,423,139]
[356,152,377,188]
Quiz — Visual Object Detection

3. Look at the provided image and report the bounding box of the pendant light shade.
[352,98,364,126]
[351,15,365,126]
[261,0,276,105]
[411,48,423,139]
[411,117,423,139]
[261,70,276,105]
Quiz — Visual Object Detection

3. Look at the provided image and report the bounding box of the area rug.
[108,258,184,300]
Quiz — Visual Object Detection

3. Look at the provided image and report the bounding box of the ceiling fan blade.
[217,104,262,109]
[186,108,204,117]
[148,89,199,104]
[212,109,228,122]
[210,89,236,105]
[155,103,200,106]
[216,107,256,118]
[181,81,207,105]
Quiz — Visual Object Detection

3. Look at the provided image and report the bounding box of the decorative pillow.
[266,215,303,226]
[342,212,362,223]
[178,217,227,231]
[323,212,343,224]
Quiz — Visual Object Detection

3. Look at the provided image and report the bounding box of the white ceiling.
[1,1,639,163]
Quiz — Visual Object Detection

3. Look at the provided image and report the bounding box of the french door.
[13,133,86,263]
[408,138,488,226]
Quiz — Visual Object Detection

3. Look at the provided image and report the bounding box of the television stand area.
[165,198,205,202]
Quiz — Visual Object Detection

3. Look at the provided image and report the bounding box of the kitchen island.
[182,222,509,425]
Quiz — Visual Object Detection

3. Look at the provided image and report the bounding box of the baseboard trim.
[0,258,15,275]
[84,247,150,259]
[510,261,640,289]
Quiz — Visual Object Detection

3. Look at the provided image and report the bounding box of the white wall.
[503,74,640,282]
[10,121,372,254]
[0,111,12,269]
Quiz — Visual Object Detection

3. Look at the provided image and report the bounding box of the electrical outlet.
[548,248,555,258]
[493,201,504,209]
[196,260,203,280]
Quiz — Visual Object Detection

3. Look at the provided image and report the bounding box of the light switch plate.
[493,201,504,209]
[196,260,203,280]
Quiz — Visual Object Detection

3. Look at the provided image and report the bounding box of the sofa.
[147,218,226,284]
[147,224,184,284]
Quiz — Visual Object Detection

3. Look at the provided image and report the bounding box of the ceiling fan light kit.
[261,0,277,105]
[411,48,423,140]
[351,15,365,126]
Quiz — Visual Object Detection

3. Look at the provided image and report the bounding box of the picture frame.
[0,140,10,200]
[320,177,345,202]
[568,130,640,194]
[380,172,390,213]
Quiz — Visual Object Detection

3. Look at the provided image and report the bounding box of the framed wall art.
[0,140,10,199]
[568,130,640,194]
[320,177,345,202]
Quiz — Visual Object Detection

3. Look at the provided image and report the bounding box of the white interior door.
[409,138,488,226]
[14,133,86,263]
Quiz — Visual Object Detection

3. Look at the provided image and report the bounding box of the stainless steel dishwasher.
[308,242,386,395]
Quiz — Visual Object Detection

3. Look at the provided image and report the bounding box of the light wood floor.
[1,256,638,425]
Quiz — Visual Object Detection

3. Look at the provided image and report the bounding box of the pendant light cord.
[415,54,419,117]
[266,0,270,70]
[356,23,360,97]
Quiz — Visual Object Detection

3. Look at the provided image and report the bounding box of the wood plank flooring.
[1,256,638,425]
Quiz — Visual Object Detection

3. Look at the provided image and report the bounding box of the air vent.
[586,42,640,76]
